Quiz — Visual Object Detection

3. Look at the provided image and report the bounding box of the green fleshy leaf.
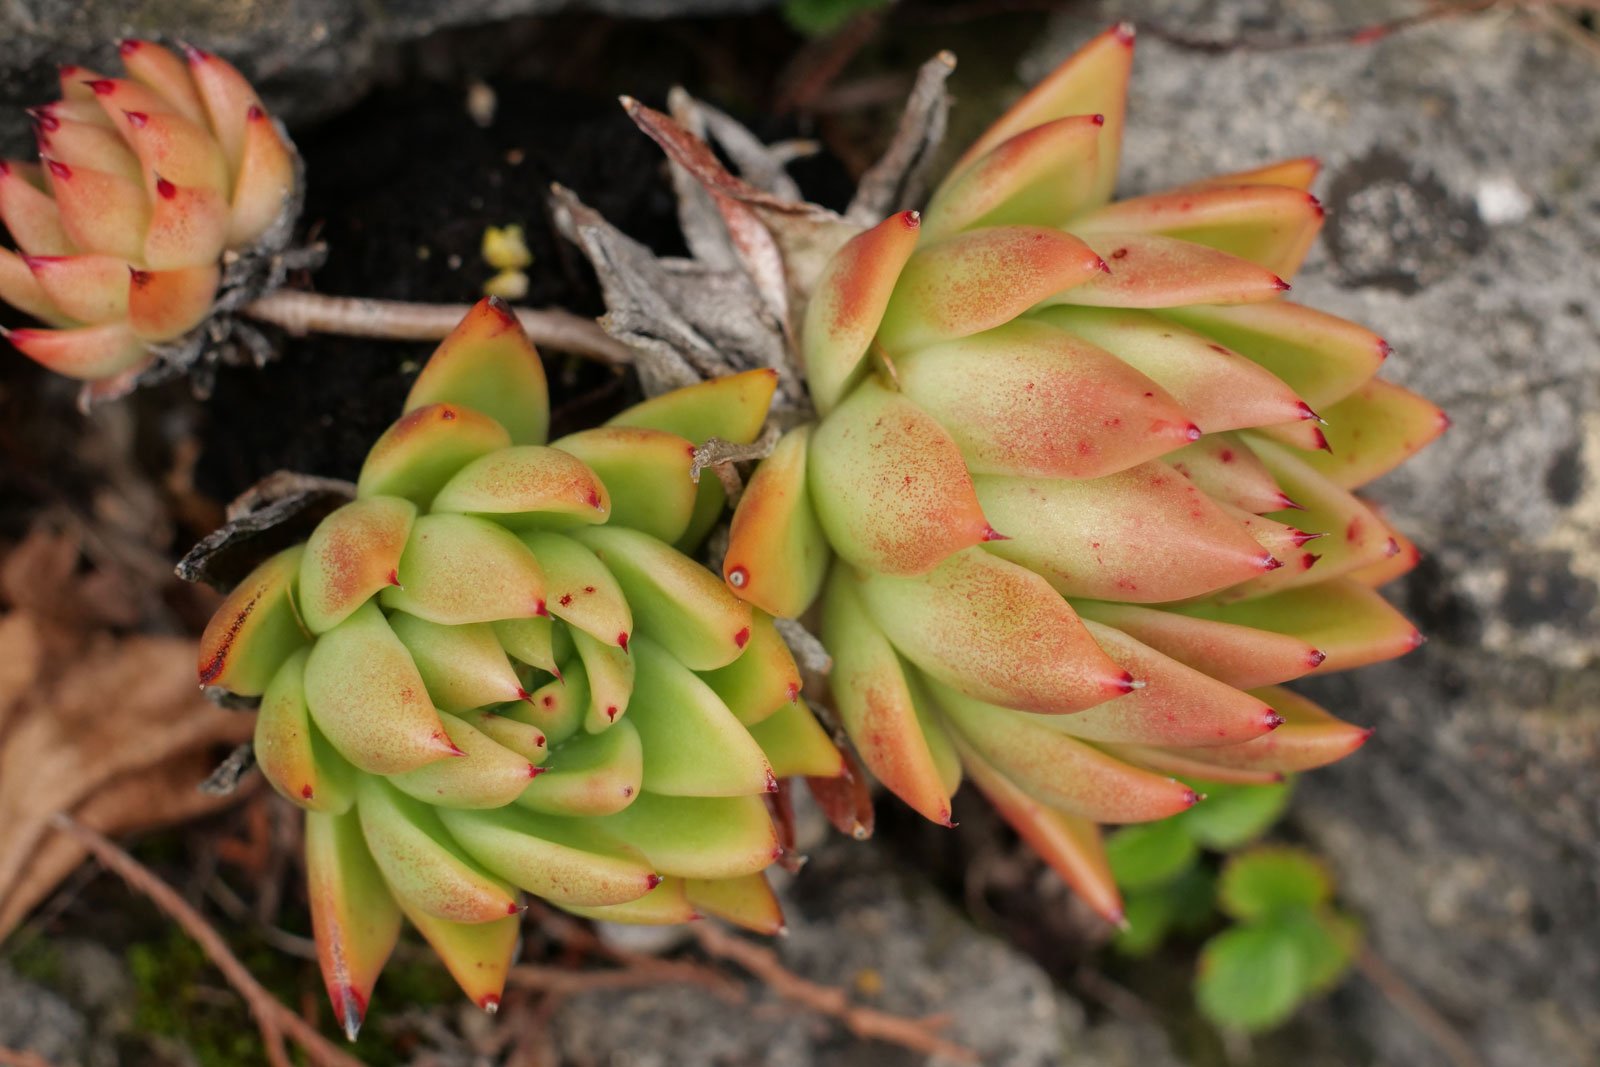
[1279,908,1361,994]
[1112,887,1176,957]
[782,0,891,36]
[1217,847,1331,922]
[1196,922,1307,1032]
[1179,780,1292,851]
[1105,818,1197,891]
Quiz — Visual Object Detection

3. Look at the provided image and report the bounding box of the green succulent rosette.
[196,298,844,1035]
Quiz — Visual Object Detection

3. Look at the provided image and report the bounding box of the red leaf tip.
[45,159,71,180]
[726,564,749,589]
[785,682,800,703]
[1113,21,1137,45]
[533,598,548,617]
[1183,789,1204,807]
[155,175,177,199]
[247,104,264,121]
[84,78,117,96]
[118,39,142,56]
[900,209,921,229]
[180,42,212,64]
[765,768,779,793]
[645,873,663,890]
[1092,113,1106,126]
[617,631,630,651]
[734,626,751,649]
[1306,648,1328,668]
[1263,709,1286,729]
[385,568,401,587]
[1272,276,1292,292]
[480,995,501,1015]
[1185,424,1203,442]
[516,686,534,704]
[527,764,546,778]
[980,524,1010,542]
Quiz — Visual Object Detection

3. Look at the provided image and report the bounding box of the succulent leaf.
[722,424,831,617]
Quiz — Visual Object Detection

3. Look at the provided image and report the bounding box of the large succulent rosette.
[0,41,295,394]
[197,300,842,1033]
[694,26,1447,921]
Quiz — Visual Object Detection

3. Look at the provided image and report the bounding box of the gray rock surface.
[1005,3,1597,1065]
[550,835,1180,1067]
[0,0,778,155]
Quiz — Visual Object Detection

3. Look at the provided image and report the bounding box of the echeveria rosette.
[718,25,1446,923]
[0,41,294,395]
[197,299,843,1037]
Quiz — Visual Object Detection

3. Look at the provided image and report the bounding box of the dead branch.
[242,291,634,366]
[49,815,365,1067]
[690,922,978,1063]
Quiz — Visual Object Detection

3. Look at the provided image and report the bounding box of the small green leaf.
[1196,922,1307,1032]
[1218,847,1331,922]
[1278,908,1361,993]
[1113,887,1176,957]
[1106,818,1198,891]
[1165,864,1219,934]
[1179,779,1291,850]
[782,0,892,36]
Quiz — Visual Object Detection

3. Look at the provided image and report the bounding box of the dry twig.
[48,815,365,1067]
[1357,946,1487,1067]
[690,922,978,1062]
[242,291,634,366]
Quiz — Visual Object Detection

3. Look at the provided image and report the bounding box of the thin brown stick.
[0,1048,57,1067]
[1357,945,1486,1067]
[241,290,634,366]
[49,815,365,1067]
[507,962,743,1001]
[690,922,978,1063]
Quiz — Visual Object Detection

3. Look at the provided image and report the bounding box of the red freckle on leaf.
[155,176,177,199]
[558,593,573,606]
[582,585,595,594]
[1208,343,1229,355]
[439,406,457,420]
[300,784,314,799]
[45,159,70,180]
[621,785,635,798]
[1219,449,1235,463]
[85,79,116,96]
[617,632,629,651]
[123,110,148,128]
[734,627,750,649]
[536,736,546,747]
[542,695,554,708]
[1384,537,1401,557]
[1110,247,1129,259]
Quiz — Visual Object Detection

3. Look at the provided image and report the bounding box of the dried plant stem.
[48,815,364,1067]
[242,290,634,366]
[690,922,978,1063]
[0,1048,57,1067]
[1357,946,1486,1067]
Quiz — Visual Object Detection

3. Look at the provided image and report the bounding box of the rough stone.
[0,0,779,156]
[551,834,1181,1067]
[1006,3,1598,1065]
